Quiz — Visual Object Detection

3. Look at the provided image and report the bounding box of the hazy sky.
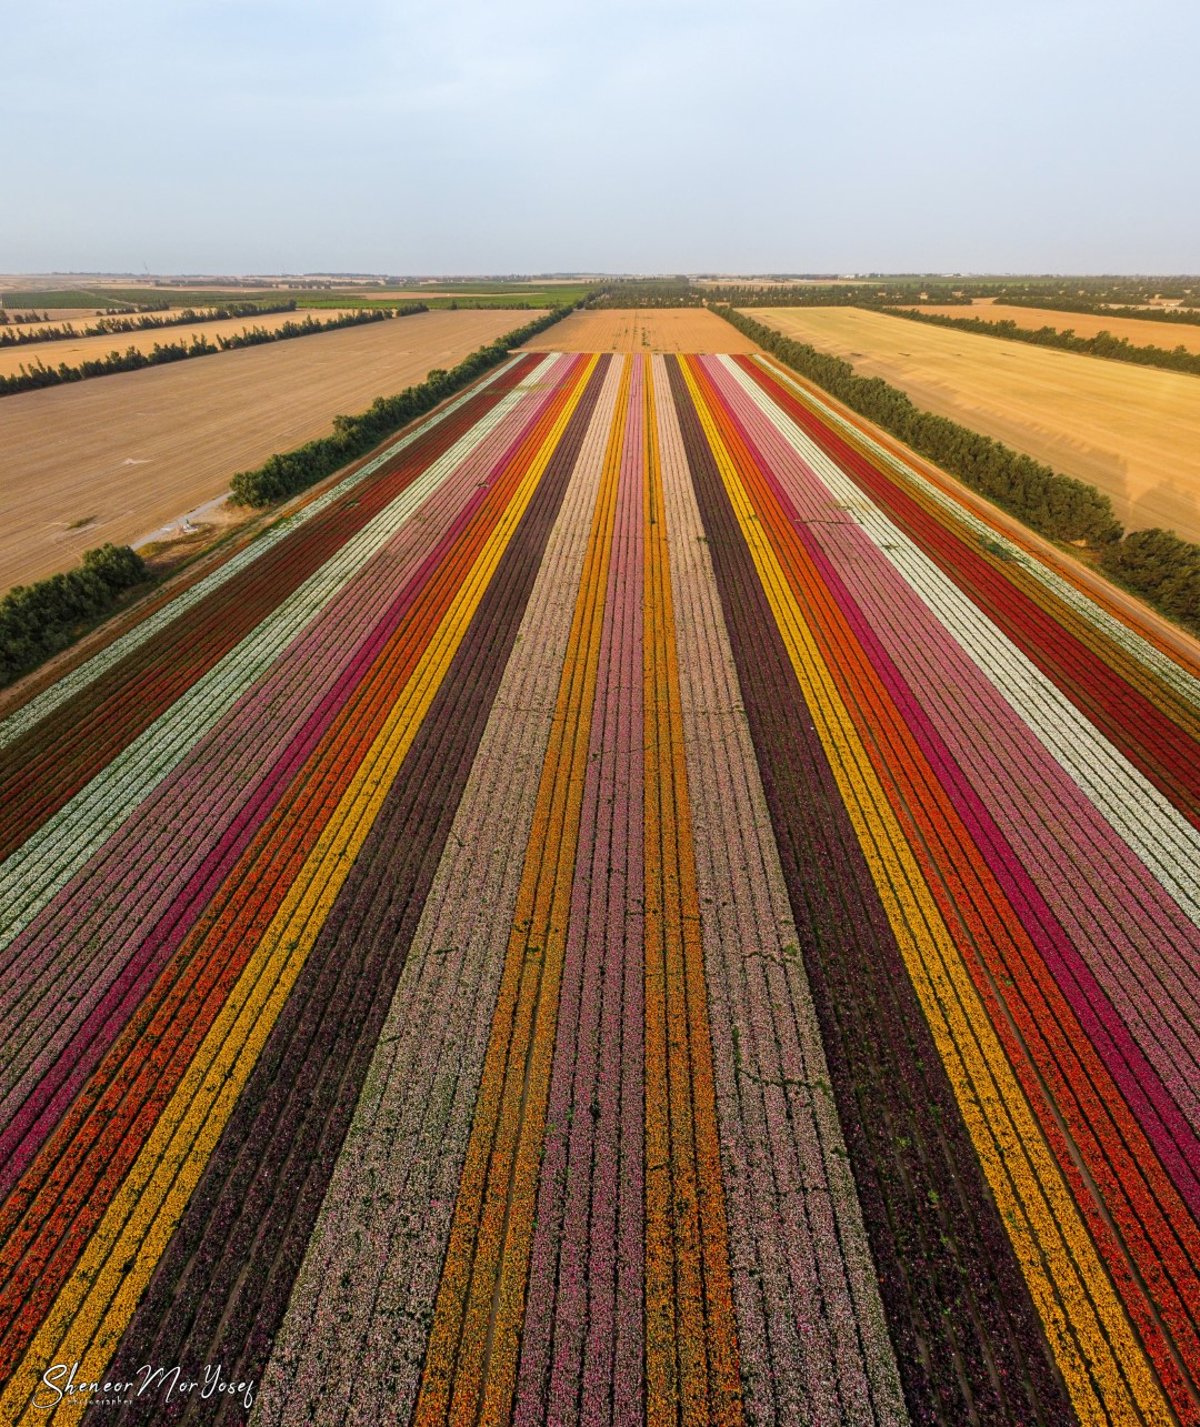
[4,0,1198,275]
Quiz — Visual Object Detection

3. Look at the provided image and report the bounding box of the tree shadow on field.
[1044,439,1132,530]
[913,376,1136,529]
[1126,473,1200,545]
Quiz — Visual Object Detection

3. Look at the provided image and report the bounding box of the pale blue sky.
[4,0,1197,275]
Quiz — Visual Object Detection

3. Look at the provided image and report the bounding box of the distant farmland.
[0,289,130,310]
[749,306,1200,543]
[520,306,759,352]
[909,299,1200,353]
[2,281,592,312]
[0,350,1197,1425]
[0,308,358,380]
[0,308,546,592]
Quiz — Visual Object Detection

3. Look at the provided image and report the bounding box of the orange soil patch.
[906,302,1200,354]
[519,308,759,354]
[0,309,546,593]
[748,307,1200,545]
[0,309,361,380]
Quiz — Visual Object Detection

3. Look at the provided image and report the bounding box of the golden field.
[0,309,545,592]
[519,307,760,353]
[908,301,1200,354]
[747,307,1200,544]
[0,309,359,379]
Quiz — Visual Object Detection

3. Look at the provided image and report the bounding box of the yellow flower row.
[642,361,743,1427]
[678,356,1173,1427]
[2,355,600,1427]
[413,356,624,1427]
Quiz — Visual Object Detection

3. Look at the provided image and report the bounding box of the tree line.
[727,283,971,308]
[715,307,1200,636]
[0,544,150,688]
[940,279,1200,307]
[0,306,427,398]
[589,280,706,308]
[230,306,575,507]
[1002,295,1200,326]
[585,279,977,309]
[881,306,1200,377]
[0,300,299,349]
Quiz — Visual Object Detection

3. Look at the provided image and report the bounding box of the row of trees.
[0,300,300,349]
[586,279,978,310]
[1,544,149,687]
[1002,294,1200,325]
[589,280,705,308]
[1099,530,1200,634]
[230,306,574,507]
[716,308,1200,635]
[728,283,971,308]
[528,276,1200,315]
[0,307,424,398]
[942,279,1200,306]
[883,306,1200,376]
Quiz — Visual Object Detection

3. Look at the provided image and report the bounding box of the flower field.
[0,348,1198,1425]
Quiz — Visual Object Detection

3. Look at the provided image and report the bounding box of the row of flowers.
[709,354,1198,1423]
[256,356,624,1427]
[0,356,528,758]
[0,359,583,1417]
[653,357,905,1426]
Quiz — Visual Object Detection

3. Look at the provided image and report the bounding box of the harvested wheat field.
[520,306,759,352]
[0,308,544,592]
[750,306,1200,542]
[0,308,360,379]
[906,301,1200,353]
